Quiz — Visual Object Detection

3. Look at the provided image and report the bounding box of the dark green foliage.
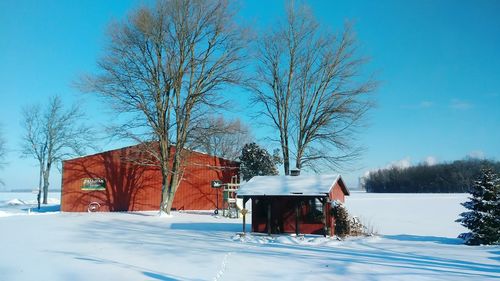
[456,168,500,245]
[240,143,280,181]
[365,159,500,193]
[331,203,350,238]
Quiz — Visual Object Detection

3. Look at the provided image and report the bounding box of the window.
[253,198,268,218]
[305,198,324,223]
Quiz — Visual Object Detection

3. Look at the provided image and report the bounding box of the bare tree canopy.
[21,96,94,208]
[188,115,252,161]
[78,0,246,214]
[250,2,375,174]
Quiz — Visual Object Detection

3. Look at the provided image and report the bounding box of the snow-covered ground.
[0,192,498,281]
[0,192,60,217]
[345,191,469,237]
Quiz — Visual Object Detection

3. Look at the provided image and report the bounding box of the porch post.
[321,197,327,237]
[267,198,272,235]
[295,199,300,236]
[242,197,249,233]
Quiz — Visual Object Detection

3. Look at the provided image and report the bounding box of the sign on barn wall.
[211,180,223,188]
[81,178,106,191]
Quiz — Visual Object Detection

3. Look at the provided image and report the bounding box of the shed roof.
[237,174,349,197]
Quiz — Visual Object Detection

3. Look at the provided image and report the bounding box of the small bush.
[349,216,376,236]
[331,203,350,238]
[331,201,375,238]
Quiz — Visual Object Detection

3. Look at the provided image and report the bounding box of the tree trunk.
[42,163,51,204]
[159,141,171,214]
[37,164,43,210]
[295,159,301,171]
[283,154,290,175]
[282,131,290,175]
[295,148,303,171]
[160,174,170,214]
[164,175,179,214]
[163,151,183,214]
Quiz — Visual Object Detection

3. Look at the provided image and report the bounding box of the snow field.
[0,192,498,280]
[346,191,470,237]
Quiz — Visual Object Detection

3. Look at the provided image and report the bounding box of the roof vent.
[290,169,300,176]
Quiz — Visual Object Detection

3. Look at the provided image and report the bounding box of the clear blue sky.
[1,0,499,190]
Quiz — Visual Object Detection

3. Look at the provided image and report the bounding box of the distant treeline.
[364,159,500,193]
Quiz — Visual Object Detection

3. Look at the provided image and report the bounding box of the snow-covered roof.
[237,175,349,197]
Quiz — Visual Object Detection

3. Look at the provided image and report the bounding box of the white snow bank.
[0,192,60,207]
[234,233,344,247]
[1,211,496,281]
[0,192,61,217]
[4,197,60,205]
[0,192,498,281]
[6,198,27,205]
[0,210,15,217]
[345,192,469,237]
[46,198,60,204]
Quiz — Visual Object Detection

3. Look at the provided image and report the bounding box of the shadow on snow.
[170,222,244,232]
[53,215,500,280]
[383,234,463,245]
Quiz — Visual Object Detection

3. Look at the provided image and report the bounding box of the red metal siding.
[328,181,346,235]
[61,146,238,212]
[329,182,346,203]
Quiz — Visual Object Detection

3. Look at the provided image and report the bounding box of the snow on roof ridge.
[237,174,347,197]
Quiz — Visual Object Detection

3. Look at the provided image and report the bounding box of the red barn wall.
[329,182,346,203]
[61,146,238,212]
[328,181,347,235]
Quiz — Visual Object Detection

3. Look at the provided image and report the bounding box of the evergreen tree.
[456,168,500,245]
[331,202,350,238]
[239,143,279,181]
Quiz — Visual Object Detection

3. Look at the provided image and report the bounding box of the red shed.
[237,175,349,236]
[61,144,239,212]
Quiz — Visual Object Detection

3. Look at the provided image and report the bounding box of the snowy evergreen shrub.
[456,168,500,245]
[331,201,350,238]
[330,201,375,237]
[239,143,280,181]
[349,216,369,236]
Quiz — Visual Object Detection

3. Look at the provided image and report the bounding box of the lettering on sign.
[82,178,106,191]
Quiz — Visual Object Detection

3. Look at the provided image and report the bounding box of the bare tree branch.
[250,2,376,174]
[187,115,252,161]
[21,96,95,207]
[77,0,246,214]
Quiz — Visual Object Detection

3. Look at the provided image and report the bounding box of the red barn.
[61,144,239,212]
[237,175,350,236]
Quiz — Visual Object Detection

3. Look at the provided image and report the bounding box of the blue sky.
[1,0,499,190]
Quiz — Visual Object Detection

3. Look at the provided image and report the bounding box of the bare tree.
[188,115,252,161]
[21,96,93,208]
[79,0,246,214]
[251,3,375,174]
